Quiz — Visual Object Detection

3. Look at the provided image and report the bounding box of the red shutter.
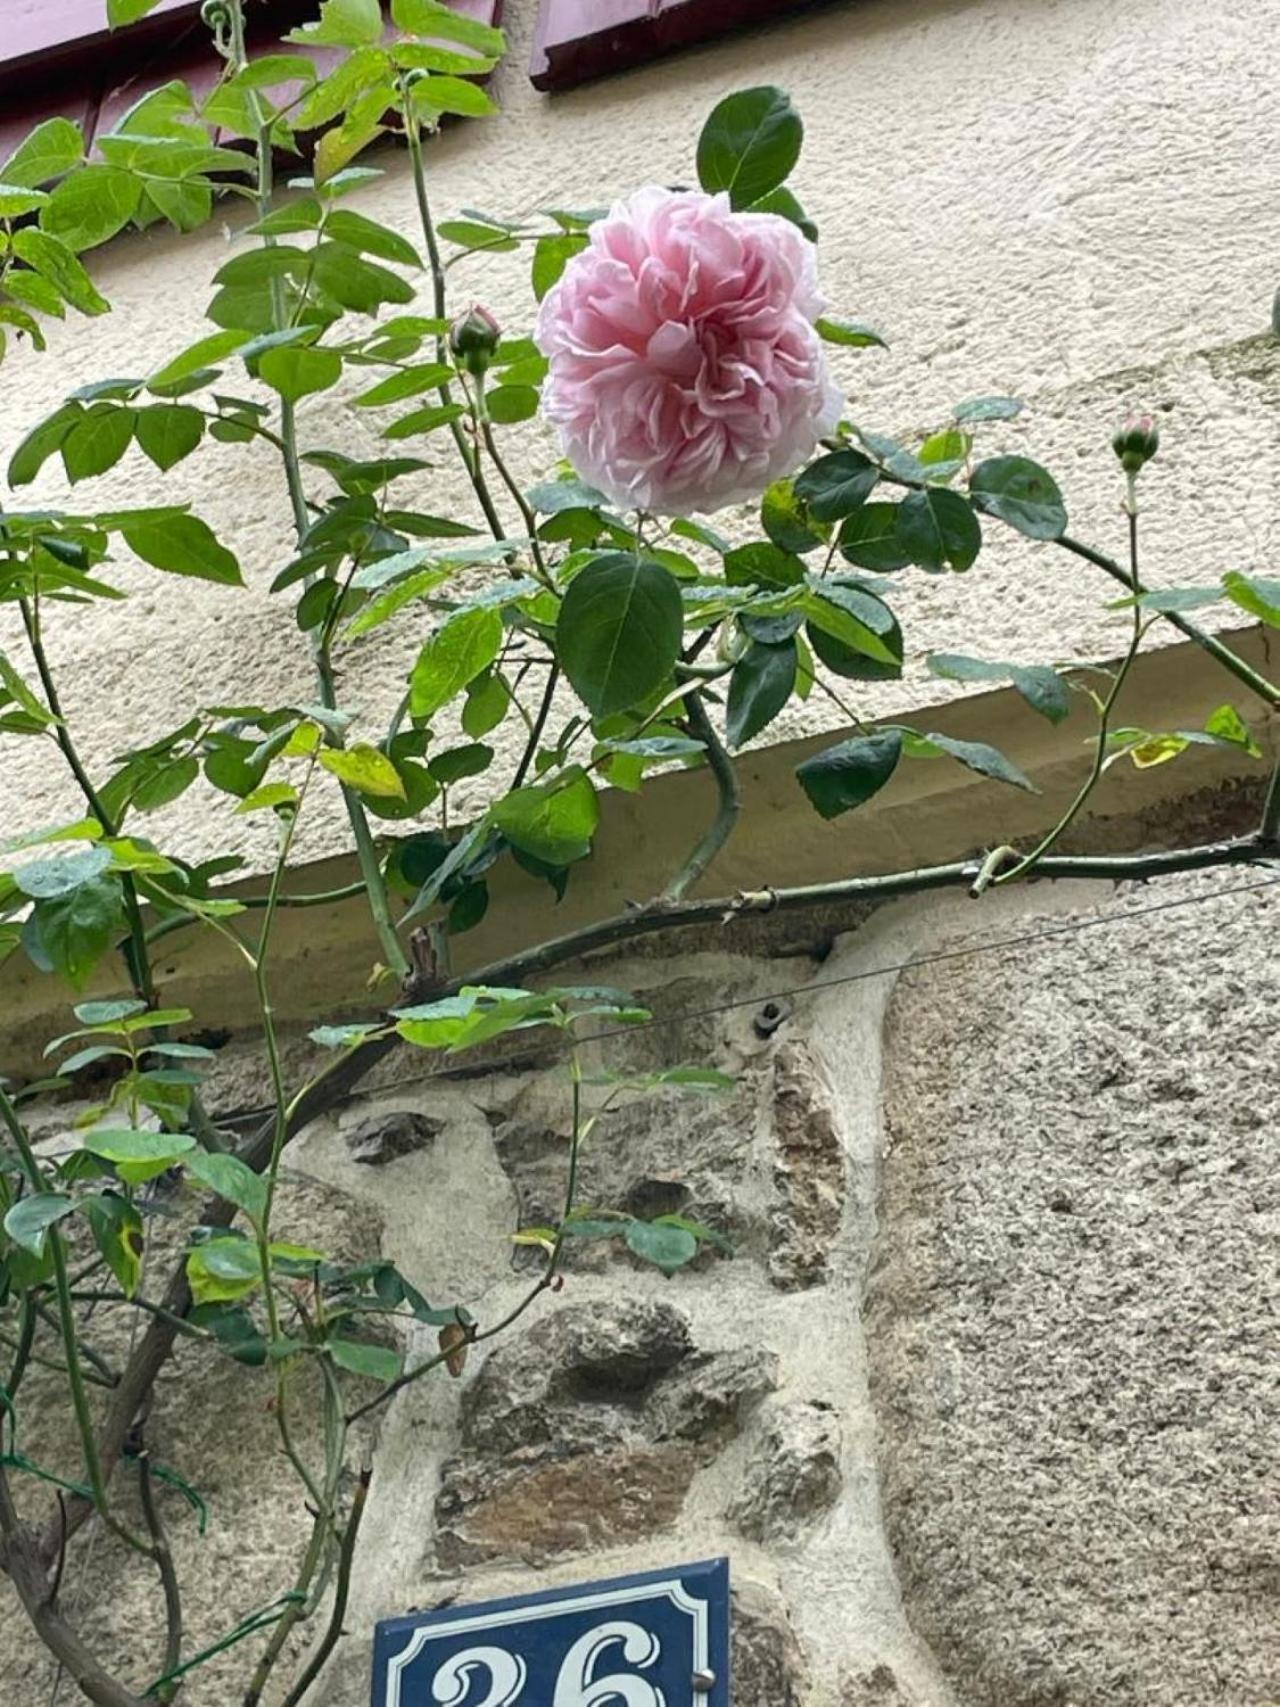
[531,0,820,92]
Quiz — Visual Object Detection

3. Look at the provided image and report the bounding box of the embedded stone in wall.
[491,1083,758,1271]
[344,1109,441,1164]
[768,1041,846,1289]
[728,1399,842,1542]
[434,1300,777,1567]
[840,1662,915,1704]
[732,1580,810,1707]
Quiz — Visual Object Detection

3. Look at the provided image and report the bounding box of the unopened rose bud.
[449,305,501,377]
[1112,413,1160,474]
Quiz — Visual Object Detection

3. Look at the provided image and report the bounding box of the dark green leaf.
[492,768,599,866]
[61,405,135,483]
[696,86,803,209]
[7,402,85,486]
[970,456,1066,540]
[326,1337,402,1381]
[726,640,796,748]
[184,1151,268,1220]
[84,1191,144,1296]
[134,405,203,472]
[352,363,452,407]
[794,450,879,523]
[3,1193,75,1256]
[11,229,109,315]
[557,553,683,716]
[837,502,910,572]
[926,652,1071,723]
[724,541,804,589]
[437,219,518,253]
[625,1218,699,1274]
[118,512,243,586]
[761,478,827,554]
[462,670,509,737]
[325,207,420,266]
[924,731,1037,792]
[796,730,903,819]
[896,487,982,572]
[83,1128,197,1184]
[447,880,489,935]
[748,184,817,240]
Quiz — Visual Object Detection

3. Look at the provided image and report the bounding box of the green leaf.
[896,487,982,572]
[287,0,385,46]
[924,731,1037,792]
[3,1193,75,1256]
[625,1218,699,1274]
[926,653,1070,723]
[1203,702,1261,756]
[796,729,903,819]
[184,1151,267,1221]
[1,119,84,189]
[259,344,342,402]
[84,1191,144,1297]
[7,402,85,486]
[462,670,509,737]
[326,1337,402,1382]
[727,640,796,748]
[15,845,113,899]
[41,165,141,251]
[107,0,167,22]
[325,208,420,266]
[0,183,47,217]
[485,384,539,424]
[0,652,58,727]
[72,996,145,1024]
[391,0,505,52]
[415,74,497,117]
[352,362,451,407]
[1130,586,1224,613]
[557,553,683,716]
[815,317,887,349]
[409,604,503,719]
[1222,570,1280,628]
[969,456,1066,540]
[133,404,204,472]
[804,584,899,666]
[492,768,599,865]
[83,1128,197,1185]
[836,503,911,572]
[148,329,248,392]
[186,1236,262,1305]
[532,232,588,300]
[318,743,407,799]
[131,756,199,812]
[724,541,804,589]
[235,781,299,814]
[954,395,1023,423]
[382,400,466,439]
[437,218,518,253]
[761,478,827,555]
[794,450,879,523]
[696,86,803,209]
[118,512,243,586]
[61,405,135,483]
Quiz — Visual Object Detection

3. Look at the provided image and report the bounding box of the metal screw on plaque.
[692,1671,717,1693]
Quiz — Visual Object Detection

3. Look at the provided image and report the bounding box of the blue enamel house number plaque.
[371,1557,730,1706]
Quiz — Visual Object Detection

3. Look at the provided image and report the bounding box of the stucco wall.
[1,0,1277,872]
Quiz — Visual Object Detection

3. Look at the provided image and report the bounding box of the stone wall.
[1,823,1277,1702]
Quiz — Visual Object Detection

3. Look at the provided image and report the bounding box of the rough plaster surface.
[868,867,1280,1706]
[1,0,1277,867]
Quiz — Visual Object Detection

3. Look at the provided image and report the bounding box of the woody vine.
[0,1,1277,1702]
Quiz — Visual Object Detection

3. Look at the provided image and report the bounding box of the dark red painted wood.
[530,0,823,92]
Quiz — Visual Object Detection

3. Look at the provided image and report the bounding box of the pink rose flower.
[535,187,842,515]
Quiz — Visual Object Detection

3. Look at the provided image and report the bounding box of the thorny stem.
[512,664,559,789]
[401,89,508,541]
[662,693,741,901]
[996,487,1146,885]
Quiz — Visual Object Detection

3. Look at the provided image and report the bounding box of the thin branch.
[277,1466,370,1707]
[1055,533,1280,707]
[137,1453,183,1703]
[1260,751,1280,848]
[512,665,559,790]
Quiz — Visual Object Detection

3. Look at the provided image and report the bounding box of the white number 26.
[431,1619,665,1707]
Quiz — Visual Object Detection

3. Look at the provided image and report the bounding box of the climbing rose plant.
[0,2,1277,1702]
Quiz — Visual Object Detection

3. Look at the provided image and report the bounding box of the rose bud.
[449,305,501,377]
[1112,413,1160,474]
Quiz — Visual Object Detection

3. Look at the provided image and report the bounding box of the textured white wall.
[1,0,1276,871]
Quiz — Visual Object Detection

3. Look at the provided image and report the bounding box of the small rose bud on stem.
[449,305,501,378]
[1112,413,1160,474]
